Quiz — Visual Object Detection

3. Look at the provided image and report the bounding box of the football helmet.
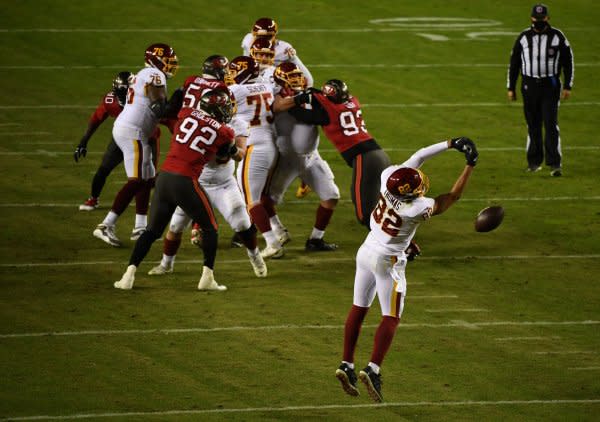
[202,55,229,81]
[112,71,133,106]
[273,62,307,92]
[199,89,234,123]
[224,56,260,85]
[252,17,278,39]
[386,167,430,201]
[322,79,350,104]
[250,38,275,68]
[144,43,179,79]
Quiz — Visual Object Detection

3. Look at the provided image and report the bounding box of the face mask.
[532,20,548,31]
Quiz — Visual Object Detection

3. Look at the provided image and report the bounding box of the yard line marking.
[495,336,561,341]
[410,295,457,299]
[1,320,597,339]
[425,308,490,313]
[569,367,600,370]
[1,254,600,268]
[533,351,597,355]
[2,399,600,421]
[0,131,51,135]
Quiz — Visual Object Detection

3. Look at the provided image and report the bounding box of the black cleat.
[550,167,562,177]
[305,238,338,252]
[335,363,359,397]
[230,232,243,248]
[359,366,383,402]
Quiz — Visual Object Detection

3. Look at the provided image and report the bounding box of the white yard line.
[2,399,599,421]
[1,320,597,339]
[495,336,561,341]
[569,367,600,370]
[533,351,597,355]
[425,308,490,313]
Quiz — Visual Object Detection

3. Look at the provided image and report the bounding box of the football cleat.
[93,223,122,247]
[114,265,136,290]
[336,363,360,397]
[359,367,383,403]
[248,252,268,278]
[550,167,562,177]
[277,229,291,246]
[295,182,311,198]
[260,244,284,259]
[130,227,145,241]
[148,263,173,276]
[526,165,542,173]
[305,238,338,252]
[197,273,227,291]
[230,232,244,248]
[79,197,99,211]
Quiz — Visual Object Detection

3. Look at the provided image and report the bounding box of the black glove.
[74,142,87,162]
[450,137,478,167]
[216,142,237,160]
[405,240,421,261]
[293,90,312,106]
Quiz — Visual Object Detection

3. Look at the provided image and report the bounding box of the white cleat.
[248,252,268,278]
[198,273,227,291]
[147,264,173,276]
[277,229,291,246]
[130,227,146,241]
[114,265,136,290]
[93,223,122,247]
[260,244,284,259]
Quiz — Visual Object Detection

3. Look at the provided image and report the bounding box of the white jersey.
[274,111,319,155]
[200,117,249,185]
[228,82,276,146]
[365,165,435,256]
[114,67,167,138]
[241,34,314,87]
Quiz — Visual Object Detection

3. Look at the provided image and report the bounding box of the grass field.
[1,1,599,420]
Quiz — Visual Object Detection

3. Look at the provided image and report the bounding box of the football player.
[93,43,179,247]
[334,137,478,402]
[114,89,237,291]
[281,80,391,229]
[263,62,340,251]
[226,56,284,259]
[74,72,162,215]
[145,55,267,279]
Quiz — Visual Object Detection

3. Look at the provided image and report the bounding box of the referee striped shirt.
[507,24,574,90]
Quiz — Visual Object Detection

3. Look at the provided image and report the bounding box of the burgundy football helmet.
[199,89,234,124]
[202,55,229,81]
[322,79,350,104]
[273,62,306,92]
[250,38,275,68]
[252,17,278,39]
[144,43,179,79]
[225,56,260,85]
[386,167,430,201]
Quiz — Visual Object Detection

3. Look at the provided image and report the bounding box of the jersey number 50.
[175,117,217,154]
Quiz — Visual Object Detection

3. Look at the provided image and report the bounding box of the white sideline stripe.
[425,308,489,313]
[2,399,600,421]
[495,336,561,341]
[533,351,596,355]
[1,320,598,339]
[1,102,599,110]
[569,367,600,370]
[1,254,600,268]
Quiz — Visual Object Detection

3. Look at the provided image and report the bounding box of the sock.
[262,230,279,248]
[368,362,381,374]
[163,237,181,257]
[200,228,218,269]
[342,305,369,363]
[247,247,260,258]
[135,214,147,229]
[111,179,143,215]
[261,194,276,217]
[103,211,119,227]
[128,230,160,266]
[238,226,258,250]
[134,179,152,215]
[370,316,400,367]
[161,253,175,268]
[315,205,334,231]
[248,205,272,234]
[310,228,325,240]
[269,215,285,233]
[342,360,354,369]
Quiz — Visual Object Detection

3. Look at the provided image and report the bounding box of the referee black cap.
[531,4,549,19]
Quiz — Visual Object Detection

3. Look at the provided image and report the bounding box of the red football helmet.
[144,43,179,79]
[250,38,275,68]
[386,167,430,201]
[252,17,278,39]
[225,56,260,85]
[199,89,234,123]
[202,54,229,81]
[273,62,306,92]
[322,79,350,104]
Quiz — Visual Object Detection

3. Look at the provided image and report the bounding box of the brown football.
[475,206,504,232]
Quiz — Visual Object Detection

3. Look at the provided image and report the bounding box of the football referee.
[507,3,574,176]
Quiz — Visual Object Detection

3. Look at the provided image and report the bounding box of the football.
[474,205,505,232]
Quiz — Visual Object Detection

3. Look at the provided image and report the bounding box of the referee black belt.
[523,75,556,83]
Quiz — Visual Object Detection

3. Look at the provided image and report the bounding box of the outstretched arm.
[432,165,474,216]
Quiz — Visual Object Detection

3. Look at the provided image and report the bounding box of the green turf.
[1,0,599,421]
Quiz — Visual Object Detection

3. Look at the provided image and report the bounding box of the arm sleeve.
[507,35,523,90]
[402,141,449,169]
[561,34,574,89]
[288,97,329,125]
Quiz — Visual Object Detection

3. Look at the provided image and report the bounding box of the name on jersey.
[191,110,221,129]
[194,78,222,89]
[247,84,268,93]
[384,190,402,210]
